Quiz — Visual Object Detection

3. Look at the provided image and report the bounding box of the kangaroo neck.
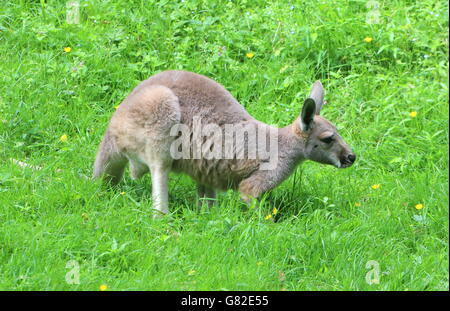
[278,123,307,164]
[251,123,307,192]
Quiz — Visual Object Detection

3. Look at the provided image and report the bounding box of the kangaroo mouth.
[339,161,353,168]
[329,157,353,169]
[338,157,355,168]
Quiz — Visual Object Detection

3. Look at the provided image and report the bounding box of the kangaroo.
[93,70,355,217]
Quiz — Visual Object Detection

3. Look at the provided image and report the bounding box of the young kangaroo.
[93,70,355,217]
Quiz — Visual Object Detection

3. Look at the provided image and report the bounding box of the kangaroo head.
[297,81,356,168]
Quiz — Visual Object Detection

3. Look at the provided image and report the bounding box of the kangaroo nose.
[348,154,356,163]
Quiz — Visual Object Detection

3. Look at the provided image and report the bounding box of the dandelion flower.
[354,202,362,207]
[120,192,125,195]
[63,47,72,53]
[246,52,255,59]
[60,134,68,143]
[264,214,272,220]
[99,284,108,291]
[272,207,278,215]
[410,111,417,118]
[114,105,120,110]
[364,37,373,43]
[371,184,380,190]
[415,203,423,210]
[188,270,196,276]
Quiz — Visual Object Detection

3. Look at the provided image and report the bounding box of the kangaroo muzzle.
[339,152,356,168]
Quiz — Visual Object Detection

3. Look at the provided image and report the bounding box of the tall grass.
[0,0,448,290]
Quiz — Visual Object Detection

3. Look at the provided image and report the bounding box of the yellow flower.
[264,214,272,220]
[364,37,373,43]
[246,52,255,58]
[371,184,380,190]
[272,207,278,215]
[256,261,263,266]
[60,134,68,143]
[114,105,120,110]
[63,47,72,53]
[81,213,89,221]
[354,202,362,207]
[99,284,108,291]
[120,192,125,195]
[188,270,196,276]
[415,203,423,210]
[410,111,417,118]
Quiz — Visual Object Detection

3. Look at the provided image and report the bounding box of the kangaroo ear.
[309,80,325,115]
[299,98,316,132]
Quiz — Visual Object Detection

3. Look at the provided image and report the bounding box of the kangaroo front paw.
[240,194,259,210]
[239,177,264,202]
[240,193,255,204]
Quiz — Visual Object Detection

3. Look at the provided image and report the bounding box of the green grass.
[0,0,448,291]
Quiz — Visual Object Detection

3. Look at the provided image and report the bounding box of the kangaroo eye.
[321,136,334,144]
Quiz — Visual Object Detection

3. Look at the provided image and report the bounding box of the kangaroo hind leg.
[149,161,171,218]
[136,85,181,217]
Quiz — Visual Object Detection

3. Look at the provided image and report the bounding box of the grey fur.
[93,70,355,216]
